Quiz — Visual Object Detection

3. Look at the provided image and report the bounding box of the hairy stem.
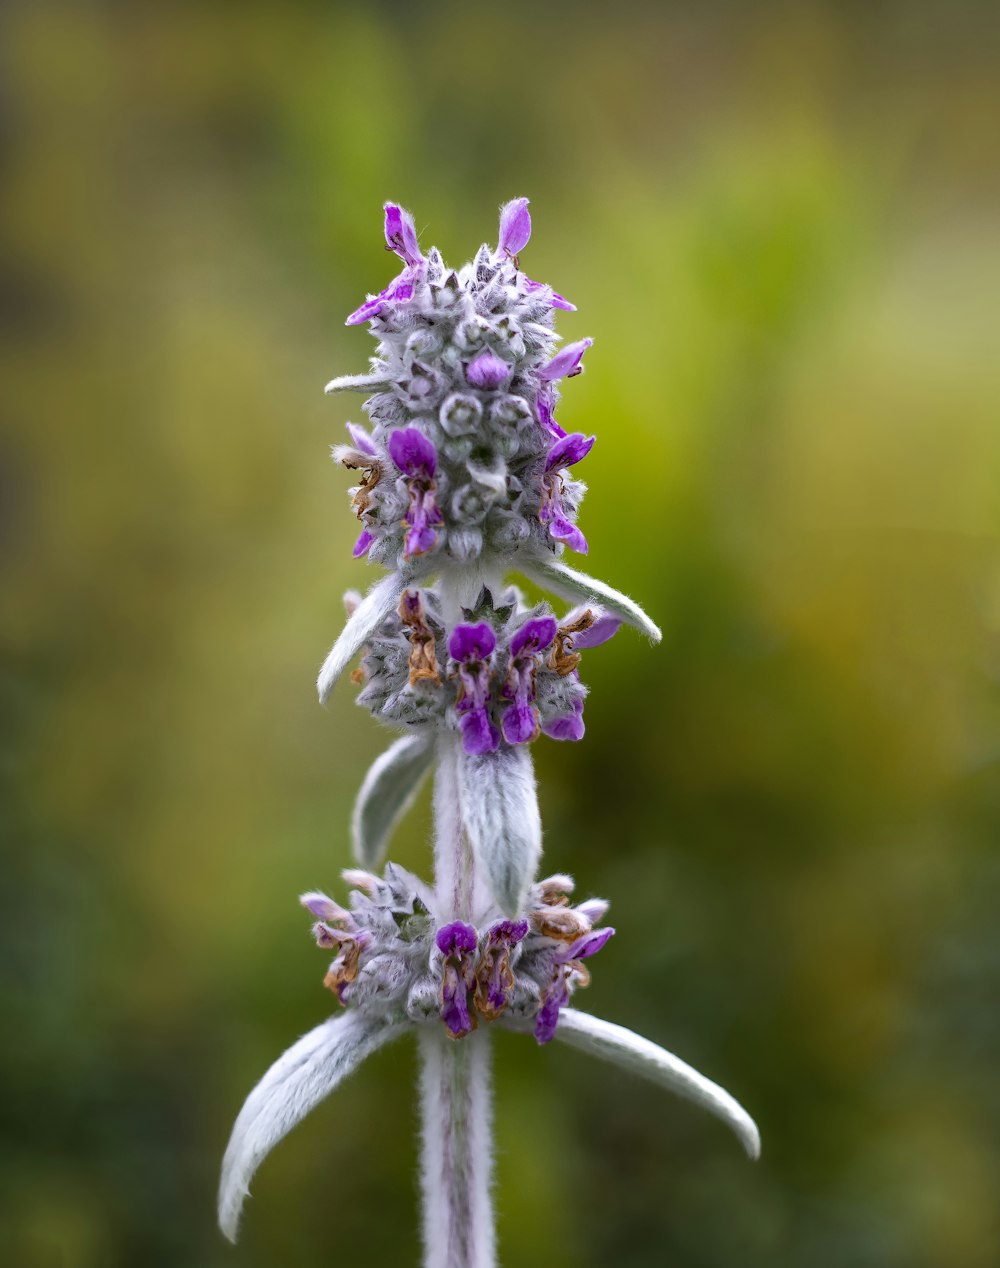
[418,1027,495,1268]
[423,569,502,1268]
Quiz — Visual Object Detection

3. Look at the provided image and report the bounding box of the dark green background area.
[3,2,1000,1265]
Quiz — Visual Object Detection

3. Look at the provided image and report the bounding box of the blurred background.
[3,1,1000,1265]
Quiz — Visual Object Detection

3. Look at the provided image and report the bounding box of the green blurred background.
[3,1,1000,1265]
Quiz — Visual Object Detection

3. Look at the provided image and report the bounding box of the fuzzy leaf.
[553,1009,760,1159]
[352,733,436,868]
[218,1012,406,1242]
[458,745,541,916]
[324,371,391,394]
[317,570,425,704]
[520,557,662,643]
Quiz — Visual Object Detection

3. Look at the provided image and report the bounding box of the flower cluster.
[352,585,619,752]
[327,199,595,568]
[302,866,613,1045]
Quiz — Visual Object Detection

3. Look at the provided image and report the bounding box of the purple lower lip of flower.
[436,921,478,956]
[510,616,558,658]
[548,515,588,555]
[536,386,566,439]
[573,614,621,649]
[345,273,416,326]
[465,348,511,390]
[352,528,374,558]
[383,202,422,268]
[539,338,593,382]
[542,697,585,742]
[460,709,501,755]
[545,432,595,473]
[388,426,437,478]
[523,276,576,312]
[448,622,496,662]
[564,926,614,962]
[533,972,569,1045]
[498,197,532,257]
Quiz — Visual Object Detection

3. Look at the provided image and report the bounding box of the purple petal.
[533,974,569,1045]
[436,921,478,956]
[542,698,586,742]
[352,528,374,558]
[535,386,566,438]
[300,891,346,922]
[448,622,496,662]
[545,432,595,473]
[345,273,416,327]
[549,515,589,555]
[383,203,422,268]
[501,700,537,746]
[487,919,529,946]
[465,348,511,390]
[565,926,615,962]
[510,615,558,658]
[538,338,593,382]
[460,709,501,756]
[345,295,387,327]
[346,422,378,456]
[388,426,437,478]
[573,614,621,649]
[498,198,532,257]
[523,276,576,312]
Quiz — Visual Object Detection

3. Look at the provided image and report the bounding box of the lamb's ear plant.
[219,200,760,1264]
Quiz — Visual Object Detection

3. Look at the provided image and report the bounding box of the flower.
[388,426,443,559]
[500,616,558,744]
[540,431,595,554]
[345,202,425,326]
[449,621,500,755]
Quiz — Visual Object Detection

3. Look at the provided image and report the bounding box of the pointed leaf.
[553,1009,760,1159]
[458,745,541,916]
[353,733,436,868]
[218,1012,406,1242]
[324,372,391,394]
[520,557,662,643]
[317,570,423,704]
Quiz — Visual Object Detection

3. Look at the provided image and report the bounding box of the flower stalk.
[218,199,760,1261]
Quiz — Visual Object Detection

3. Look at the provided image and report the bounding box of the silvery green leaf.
[553,1008,760,1159]
[353,733,436,868]
[317,570,425,704]
[520,557,662,643]
[218,1011,406,1242]
[458,745,541,916]
[324,371,391,394]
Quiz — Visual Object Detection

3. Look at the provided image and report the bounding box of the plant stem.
[422,569,502,1268]
[418,1027,495,1268]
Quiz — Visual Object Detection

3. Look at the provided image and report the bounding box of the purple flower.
[497,199,575,309]
[346,203,424,326]
[541,695,585,742]
[383,202,423,268]
[539,431,595,555]
[449,623,499,755]
[539,338,593,382]
[352,527,374,558]
[346,422,378,456]
[388,426,443,559]
[436,920,478,1039]
[475,918,529,1020]
[573,613,621,648]
[535,385,566,438]
[534,924,615,1045]
[497,197,532,258]
[500,616,558,745]
[465,348,511,390]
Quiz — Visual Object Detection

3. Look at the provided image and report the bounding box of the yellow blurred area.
[2,2,999,1266]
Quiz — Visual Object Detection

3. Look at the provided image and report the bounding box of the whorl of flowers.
[219,201,759,1260]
